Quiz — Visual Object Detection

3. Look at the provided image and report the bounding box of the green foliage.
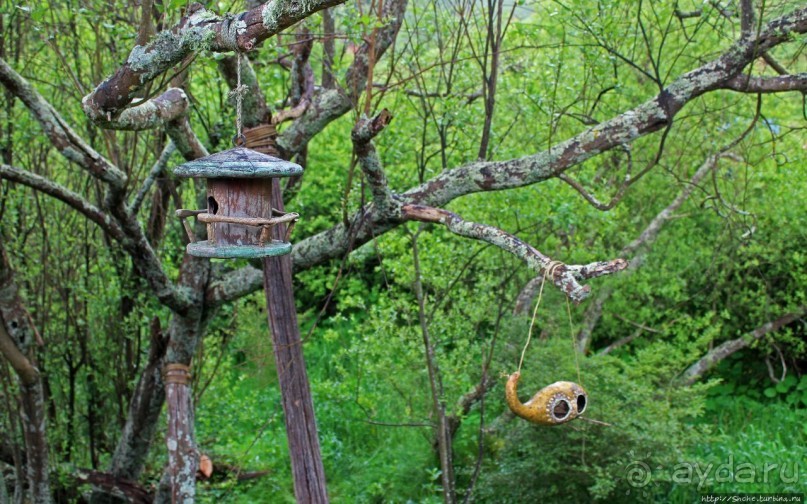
[1,0,806,501]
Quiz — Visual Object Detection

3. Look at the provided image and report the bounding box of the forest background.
[0,0,806,502]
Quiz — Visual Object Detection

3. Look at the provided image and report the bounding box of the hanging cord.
[517,260,563,374]
[567,296,582,385]
[229,51,248,146]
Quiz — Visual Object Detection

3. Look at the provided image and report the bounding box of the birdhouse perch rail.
[175,208,300,245]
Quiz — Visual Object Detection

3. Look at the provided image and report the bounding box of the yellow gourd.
[505,372,587,426]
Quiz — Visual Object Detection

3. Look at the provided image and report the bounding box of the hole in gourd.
[552,399,571,420]
[577,394,587,414]
[208,196,219,215]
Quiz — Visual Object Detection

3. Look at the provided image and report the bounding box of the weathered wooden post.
[174,144,328,502]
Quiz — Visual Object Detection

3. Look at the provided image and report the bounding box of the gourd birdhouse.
[174,146,302,259]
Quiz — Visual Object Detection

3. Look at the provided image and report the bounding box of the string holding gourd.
[505,261,588,426]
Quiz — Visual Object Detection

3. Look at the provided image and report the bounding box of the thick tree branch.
[205,265,263,307]
[165,116,209,161]
[404,7,807,205]
[290,27,314,107]
[721,73,807,93]
[277,87,351,157]
[740,0,755,36]
[76,469,152,504]
[0,60,195,315]
[0,164,126,241]
[761,53,789,75]
[208,5,807,307]
[82,0,347,121]
[401,204,627,302]
[0,316,37,386]
[88,88,189,131]
[321,8,336,89]
[277,0,407,157]
[0,57,125,189]
[680,307,807,386]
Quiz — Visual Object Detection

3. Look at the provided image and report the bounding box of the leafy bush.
[472,334,712,503]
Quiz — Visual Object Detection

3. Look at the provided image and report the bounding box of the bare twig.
[131,142,176,214]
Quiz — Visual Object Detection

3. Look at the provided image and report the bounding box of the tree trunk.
[263,178,328,503]
[164,364,195,503]
[90,303,208,504]
[0,244,52,504]
[160,251,210,503]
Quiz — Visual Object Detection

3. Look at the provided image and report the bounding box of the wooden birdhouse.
[173,147,302,259]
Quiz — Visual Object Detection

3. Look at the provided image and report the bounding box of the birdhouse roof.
[173,147,303,178]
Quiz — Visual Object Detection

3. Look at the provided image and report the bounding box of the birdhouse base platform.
[186,240,292,259]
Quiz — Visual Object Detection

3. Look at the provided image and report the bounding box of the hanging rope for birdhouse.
[506,261,588,426]
[230,51,248,147]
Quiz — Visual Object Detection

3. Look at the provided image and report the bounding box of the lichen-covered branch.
[401,204,627,302]
[740,0,755,36]
[208,5,806,308]
[82,0,347,121]
[721,73,807,93]
[0,57,125,189]
[0,58,190,313]
[277,0,407,157]
[165,116,209,161]
[352,110,394,209]
[679,307,807,386]
[404,7,807,206]
[277,87,352,157]
[89,88,189,131]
